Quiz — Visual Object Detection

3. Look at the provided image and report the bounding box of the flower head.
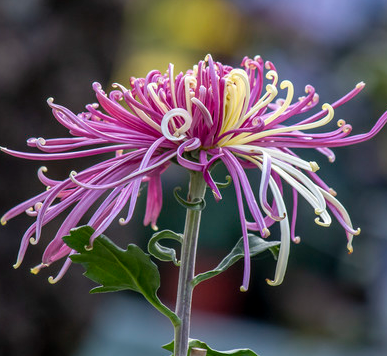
[2,55,386,289]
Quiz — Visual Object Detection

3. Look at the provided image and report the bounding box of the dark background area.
[1,0,387,355]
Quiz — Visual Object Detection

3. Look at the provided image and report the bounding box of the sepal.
[148,229,183,266]
[214,175,232,189]
[174,187,206,211]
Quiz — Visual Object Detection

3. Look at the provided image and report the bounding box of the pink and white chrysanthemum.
[2,55,386,289]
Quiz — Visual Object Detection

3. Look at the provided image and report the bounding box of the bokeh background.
[1,0,387,355]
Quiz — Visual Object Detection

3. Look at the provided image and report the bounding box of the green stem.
[174,171,207,356]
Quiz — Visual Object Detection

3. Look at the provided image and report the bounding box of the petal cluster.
[2,55,386,288]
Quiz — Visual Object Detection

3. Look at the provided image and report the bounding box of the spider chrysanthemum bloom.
[2,55,386,289]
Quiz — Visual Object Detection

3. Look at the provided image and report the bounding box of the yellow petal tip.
[356,81,365,89]
[314,217,330,227]
[310,161,320,172]
[30,266,40,275]
[314,208,324,215]
[328,188,337,196]
[48,276,56,284]
[265,278,275,286]
[262,228,270,238]
[84,245,93,251]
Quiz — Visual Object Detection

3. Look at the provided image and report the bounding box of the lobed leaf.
[63,226,180,326]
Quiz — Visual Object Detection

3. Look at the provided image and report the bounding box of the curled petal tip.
[84,245,93,251]
[310,161,320,172]
[48,276,57,284]
[240,286,248,292]
[276,213,287,221]
[92,82,102,90]
[25,207,36,216]
[328,156,335,163]
[0,146,7,152]
[47,97,54,104]
[151,224,159,231]
[1,217,7,226]
[112,83,128,92]
[30,266,40,275]
[314,217,330,227]
[354,227,361,235]
[29,237,38,245]
[265,278,278,286]
[314,208,324,215]
[293,236,301,244]
[342,125,352,134]
[337,119,346,127]
[31,263,49,274]
[212,190,221,201]
[347,243,354,254]
[69,171,78,183]
[119,217,127,226]
[305,84,314,93]
[13,261,21,269]
[27,137,37,144]
[161,108,192,141]
[321,103,330,111]
[35,137,46,146]
[356,81,365,89]
[328,188,337,196]
[39,166,48,173]
[262,228,271,238]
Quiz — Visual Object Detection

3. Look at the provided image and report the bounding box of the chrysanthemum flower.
[2,55,386,289]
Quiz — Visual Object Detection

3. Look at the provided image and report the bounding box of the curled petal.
[176,138,203,171]
[161,108,193,141]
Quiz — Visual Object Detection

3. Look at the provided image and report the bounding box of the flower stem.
[174,171,207,356]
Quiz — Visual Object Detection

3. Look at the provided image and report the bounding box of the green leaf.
[174,187,206,211]
[192,234,280,287]
[163,339,259,356]
[147,229,183,266]
[63,226,180,327]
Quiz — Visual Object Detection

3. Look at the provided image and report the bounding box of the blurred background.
[1,0,387,355]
